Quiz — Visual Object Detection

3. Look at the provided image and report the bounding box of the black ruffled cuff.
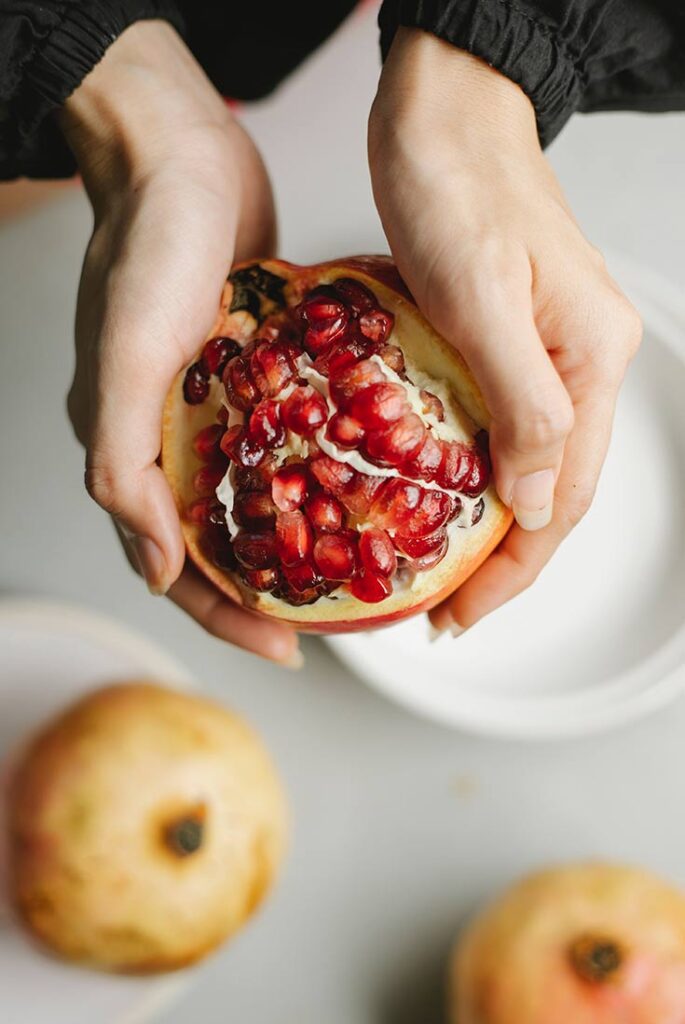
[1,1,184,180]
[378,0,585,147]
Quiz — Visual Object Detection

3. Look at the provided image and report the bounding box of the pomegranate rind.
[162,256,512,634]
[451,862,685,1024]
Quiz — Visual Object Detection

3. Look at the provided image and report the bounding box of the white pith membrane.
[163,261,511,630]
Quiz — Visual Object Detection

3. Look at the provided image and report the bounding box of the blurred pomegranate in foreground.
[4,682,287,972]
[162,256,512,633]
[451,863,685,1024]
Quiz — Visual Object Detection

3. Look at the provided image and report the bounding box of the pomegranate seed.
[200,526,236,570]
[369,479,422,531]
[305,491,343,533]
[193,463,226,495]
[234,453,278,492]
[281,385,328,435]
[183,362,209,405]
[395,528,447,559]
[358,308,394,344]
[447,495,463,522]
[241,566,279,591]
[332,277,376,315]
[310,455,355,496]
[220,425,265,468]
[233,531,278,569]
[400,490,453,538]
[233,490,277,530]
[277,583,321,606]
[365,413,426,467]
[200,336,241,376]
[359,528,397,578]
[249,399,286,448]
[327,412,365,449]
[377,344,405,376]
[403,432,443,481]
[187,498,225,526]
[301,285,347,324]
[438,442,490,496]
[406,535,448,572]
[250,341,296,397]
[282,561,322,592]
[276,510,313,566]
[193,423,224,462]
[420,389,445,421]
[339,472,384,515]
[217,406,229,425]
[272,464,309,512]
[223,356,259,411]
[329,358,385,405]
[348,382,408,429]
[349,570,392,603]
[313,534,357,580]
[315,334,373,376]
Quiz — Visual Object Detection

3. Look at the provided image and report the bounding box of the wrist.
[59,21,232,203]
[370,27,538,156]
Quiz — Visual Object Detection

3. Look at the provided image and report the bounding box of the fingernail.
[512,469,555,531]
[281,648,304,670]
[451,621,467,638]
[131,536,169,595]
[428,624,445,642]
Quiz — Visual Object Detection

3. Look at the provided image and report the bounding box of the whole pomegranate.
[4,682,287,972]
[163,256,512,632]
[451,863,685,1024]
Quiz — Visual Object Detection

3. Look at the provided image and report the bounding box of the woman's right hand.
[60,21,302,668]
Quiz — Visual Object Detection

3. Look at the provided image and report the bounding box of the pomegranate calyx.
[569,933,625,984]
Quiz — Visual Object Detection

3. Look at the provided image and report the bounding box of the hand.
[368,29,642,634]
[61,21,301,667]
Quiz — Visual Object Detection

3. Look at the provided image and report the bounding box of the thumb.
[426,256,574,530]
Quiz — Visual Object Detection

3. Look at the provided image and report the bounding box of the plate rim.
[325,252,685,740]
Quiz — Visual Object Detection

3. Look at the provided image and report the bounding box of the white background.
[1,5,685,1022]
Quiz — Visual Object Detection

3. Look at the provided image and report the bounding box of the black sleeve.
[378,0,685,146]
[0,1,184,180]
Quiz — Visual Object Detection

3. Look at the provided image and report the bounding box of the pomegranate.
[162,257,512,633]
[5,682,287,973]
[451,863,685,1024]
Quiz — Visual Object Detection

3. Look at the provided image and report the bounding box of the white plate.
[326,255,685,739]
[0,600,194,1024]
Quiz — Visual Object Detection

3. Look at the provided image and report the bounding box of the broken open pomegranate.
[162,257,511,633]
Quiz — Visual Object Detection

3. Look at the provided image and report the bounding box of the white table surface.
[1,7,685,1023]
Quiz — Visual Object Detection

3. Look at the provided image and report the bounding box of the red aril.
[223,356,259,411]
[349,570,392,603]
[233,490,277,530]
[192,463,226,496]
[365,413,426,467]
[281,386,328,436]
[249,399,286,448]
[348,382,409,429]
[220,425,265,468]
[333,277,376,314]
[163,256,512,633]
[200,336,241,376]
[358,309,394,344]
[276,511,313,566]
[310,455,355,496]
[327,412,365,449]
[305,492,343,533]
[193,423,224,462]
[271,464,309,512]
[359,528,396,578]
[313,534,357,580]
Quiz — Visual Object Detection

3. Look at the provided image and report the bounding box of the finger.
[430,251,574,530]
[429,381,617,632]
[167,564,303,668]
